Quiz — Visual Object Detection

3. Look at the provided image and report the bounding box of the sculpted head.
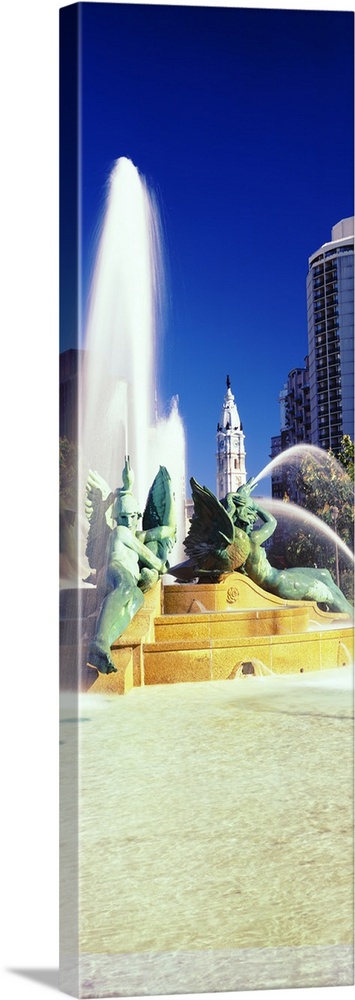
[111,457,142,531]
[113,491,141,531]
[224,485,258,534]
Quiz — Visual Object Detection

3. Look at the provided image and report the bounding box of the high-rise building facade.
[307,217,354,454]
[283,360,311,449]
[270,360,311,500]
[216,376,246,498]
[271,218,354,496]
[270,433,285,500]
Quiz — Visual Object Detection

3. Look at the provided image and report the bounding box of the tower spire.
[216,376,247,499]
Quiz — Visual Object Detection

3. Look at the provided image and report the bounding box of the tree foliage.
[268,437,354,598]
[60,436,78,510]
[292,437,354,551]
[337,434,354,482]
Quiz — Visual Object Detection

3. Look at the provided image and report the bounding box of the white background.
[0,1,353,998]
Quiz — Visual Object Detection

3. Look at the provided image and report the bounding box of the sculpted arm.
[139,525,176,544]
[250,501,277,545]
[112,525,166,572]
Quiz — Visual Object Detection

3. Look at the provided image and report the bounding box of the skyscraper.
[307,217,354,454]
[216,376,246,498]
[270,361,311,501]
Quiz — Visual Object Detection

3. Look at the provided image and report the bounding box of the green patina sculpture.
[86,458,176,673]
[172,477,353,616]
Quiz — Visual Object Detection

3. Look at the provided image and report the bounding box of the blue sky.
[61,2,354,493]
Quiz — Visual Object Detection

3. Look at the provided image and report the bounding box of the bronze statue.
[172,478,251,580]
[86,458,176,673]
[172,477,353,616]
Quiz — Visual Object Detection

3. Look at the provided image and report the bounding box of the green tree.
[337,434,354,482]
[281,437,354,599]
[60,436,78,510]
[293,439,354,549]
[60,437,79,577]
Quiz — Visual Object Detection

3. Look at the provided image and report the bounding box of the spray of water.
[259,497,354,566]
[78,157,186,574]
[80,158,159,495]
[254,442,353,488]
[149,397,187,562]
[251,443,354,567]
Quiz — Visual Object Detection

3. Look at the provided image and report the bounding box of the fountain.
[60,158,353,695]
[78,450,353,694]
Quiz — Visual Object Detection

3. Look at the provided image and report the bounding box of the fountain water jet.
[253,442,354,489]
[249,444,354,588]
[78,156,186,570]
[258,497,354,567]
[148,396,187,562]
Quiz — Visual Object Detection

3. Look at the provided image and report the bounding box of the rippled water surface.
[61,668,354,995]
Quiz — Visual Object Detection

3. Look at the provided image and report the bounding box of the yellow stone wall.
[162,572,347,618]
[78,574,353,694]
[143,627,353,686]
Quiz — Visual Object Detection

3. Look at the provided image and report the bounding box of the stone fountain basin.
[140,575,352,686]
[142,622,352,686]
[60,573,353,694]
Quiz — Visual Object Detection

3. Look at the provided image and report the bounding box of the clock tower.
[216,375,246,499]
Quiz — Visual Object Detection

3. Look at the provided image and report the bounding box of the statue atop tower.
[216,375,247,499]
